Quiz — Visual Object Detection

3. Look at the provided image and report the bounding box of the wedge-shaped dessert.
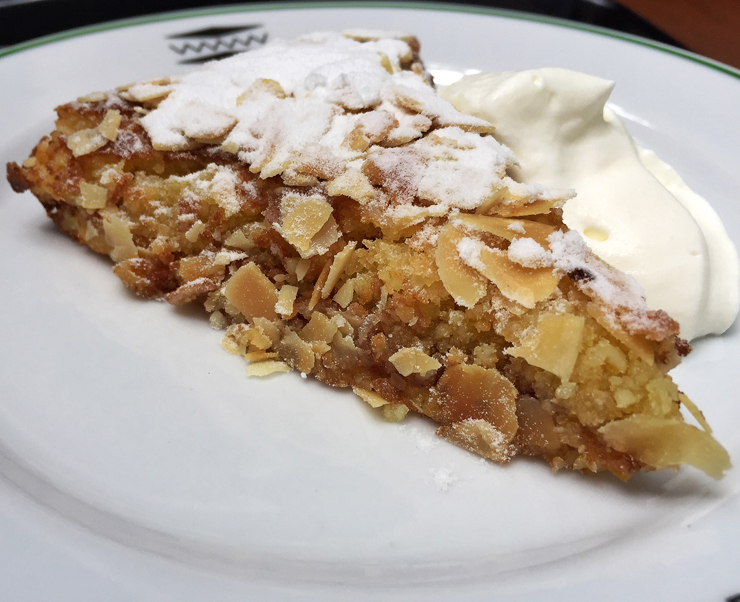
[6,31,730,480]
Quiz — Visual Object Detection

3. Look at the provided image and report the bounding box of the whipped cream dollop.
[441,68,739,340]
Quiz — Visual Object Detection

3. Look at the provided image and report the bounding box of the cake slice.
[6,31,730,480]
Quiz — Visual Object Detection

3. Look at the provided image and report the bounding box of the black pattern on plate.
[167,24,268,64]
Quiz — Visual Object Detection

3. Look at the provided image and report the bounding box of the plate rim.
[1,0,740,81]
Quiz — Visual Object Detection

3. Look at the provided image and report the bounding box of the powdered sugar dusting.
[507,237,551,268]
[430,466,458,491]
[138,32,545,218]
[457,237,486,271]
[547,230,653,329]
[507,221,525,234]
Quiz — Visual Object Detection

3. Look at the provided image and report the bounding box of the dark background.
[1,0,739,68]
[0,0,679,48]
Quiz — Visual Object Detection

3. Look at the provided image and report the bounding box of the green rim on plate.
[1,0,739,80]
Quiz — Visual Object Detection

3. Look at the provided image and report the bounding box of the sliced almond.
[507,313,585,382]
[275,285,299,317]
[180,103,237,143]
[225,229,254,251]
[321,241,356,299]
[309,260,332,311]
[102,214,138,262]
[435,224,487,308]
[276,192,334,257]
[66,128,107,157]
[389,347,441,377]
[300,311,338,344]
[588,303,654,365]
[436,364,518,442]
[126,82,173,102]
[77,181,108,210]
[295,258,312,281]
[77,91,107,103]
[333,279,355,308]
[679,392,712,434]
[326,169,376,205]
[246,360,291,377]
[185,220,206,242]
[382,404,409,422]
[237,78,286,103]
[98,109,122,141]
[277,330,315,373]
[244,351,279,362]
[457,238,559,309]
[599,415,730,479]
[224,262,278,322]
[353,387,389,408]
[178,255,223,283]
[454,214,556,248]
[437,419,515,463]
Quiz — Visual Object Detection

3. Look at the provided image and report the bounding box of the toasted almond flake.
[599,416,730,479]
[353,387,389,408]
[209,311,228,330]
[300,312,338,344]
[22,157,37,168]
[102,214,138,262]
[437,364,519,442]
[237,78,287,103]
[309,259,332,311]
[224,229,253,250]
[679,392,712,434]
[253,317,281,347]
[185,220,205,242]
[277,330,315,373]
[224,262,278,322]
[77,181,108,210]
[295,258,312,281]
[126,82,173,102]
[382,404,409,422]
[66,128,107,157]
[98,109,122,141]
[457,238,559,309]
[181,103,237,142]
[244,351,279,362]
[437,419,514,463]
[508,313,585,382]
[232,324,274,351]
[275,285,299,316]
[246,360,291,377]
[77,91,107,103]
[435,224,487,308]
[321,241,356,299]
[325,169,376,205]
[587,303,654,365]
[214,251,247,266]
[333,279,355,308]
[276,192,333,256]
[389,347,441,377]
[454,214,556,248]
[83,220,98,242]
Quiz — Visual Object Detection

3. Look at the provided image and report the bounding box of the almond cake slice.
[6,31,730,480]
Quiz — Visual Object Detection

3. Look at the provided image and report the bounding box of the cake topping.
[139,32,571,231]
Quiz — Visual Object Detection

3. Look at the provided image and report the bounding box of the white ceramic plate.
[1,4,739,601]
